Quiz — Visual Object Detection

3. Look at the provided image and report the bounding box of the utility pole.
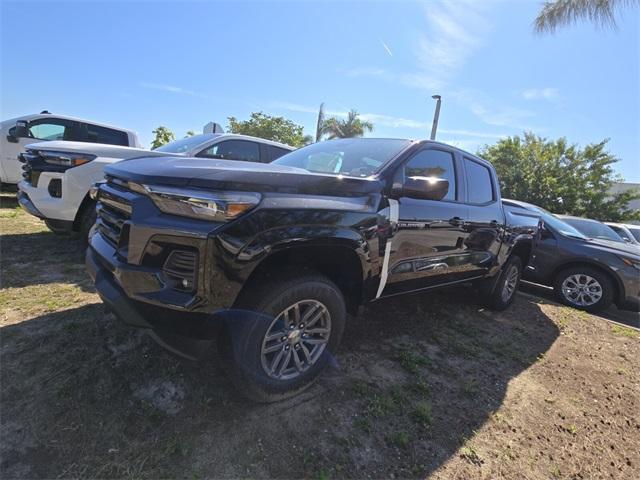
[430,95,441,140]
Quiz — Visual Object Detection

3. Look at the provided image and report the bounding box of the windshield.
[272,138,412,177]
[627,226,640,242]
[154,134,214,153]
[561,217,624,242]
[541,214,588,239]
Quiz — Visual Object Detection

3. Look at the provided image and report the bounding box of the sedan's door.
[379,146,472,297]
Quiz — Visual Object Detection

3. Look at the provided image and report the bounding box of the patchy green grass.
[411,401,432,427]
[398,349,430,374]
[611,325,638,338]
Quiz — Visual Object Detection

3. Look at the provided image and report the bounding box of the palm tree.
[534,0,638,33]
[315,103,325,143]
[321,110,374,139]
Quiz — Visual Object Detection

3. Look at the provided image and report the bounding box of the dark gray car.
[503,199,640,312]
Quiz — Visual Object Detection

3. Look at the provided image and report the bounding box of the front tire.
[483,256,522,311]
[553,267,613,312]
[220,270,346,402]
[78,202,97,245]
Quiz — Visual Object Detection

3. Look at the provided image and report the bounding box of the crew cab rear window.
[84,124,129,146]
[465,158,494,204]
[404,149,456,201]
[198,140,260,162]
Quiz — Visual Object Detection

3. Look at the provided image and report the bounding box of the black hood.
[105,156,384,196]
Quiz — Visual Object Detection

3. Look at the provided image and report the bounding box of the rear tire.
[219,270,346,402]
[483,256,522,311]
[553,267,613,313]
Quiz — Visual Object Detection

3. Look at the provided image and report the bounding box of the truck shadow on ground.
[0,232,93,291]
[0,290,559,479]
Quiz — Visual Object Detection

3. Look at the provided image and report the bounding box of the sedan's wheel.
[260,300,331,380]
[219,270,346,402]
[561,274,602,307]
[554,267,613,313]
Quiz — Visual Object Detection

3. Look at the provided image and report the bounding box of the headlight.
[619,256,640,271]
[134,183,261,222]
[39,151,97,167]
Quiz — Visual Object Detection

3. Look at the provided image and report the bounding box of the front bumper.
[86,238,226,339]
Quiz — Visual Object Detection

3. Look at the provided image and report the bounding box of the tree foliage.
[227,112,308,147]
[478,133,640,222]
[321,110,373,139]
[184,130,196,138]
[150,126,175,149]
[534,0,638,33]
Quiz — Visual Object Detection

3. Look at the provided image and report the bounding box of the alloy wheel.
[501,265,519,302]
[260,299,331,380]
[561,274,603,307]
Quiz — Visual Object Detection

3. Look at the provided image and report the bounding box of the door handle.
[449,216,465,227]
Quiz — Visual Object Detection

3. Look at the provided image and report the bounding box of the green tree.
[478,133,640,222]
[321,110,373,139]
[227,112,308,147]
[150,126,175,149]
[534,0,638,33]
[184,130,196,138]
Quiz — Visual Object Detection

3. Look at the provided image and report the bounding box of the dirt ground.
[1,194,639,479]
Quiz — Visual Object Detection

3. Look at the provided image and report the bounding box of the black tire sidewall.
[486,256,522,311]
[554,267,613,312]
[224,274,346,402]
[79,203,97,244]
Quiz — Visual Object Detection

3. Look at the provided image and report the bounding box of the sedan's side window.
[198,140,260,162]
[403,149,457,201]
[28,119,76,141]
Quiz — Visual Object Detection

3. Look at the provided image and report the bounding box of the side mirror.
[7,121,29,143]
[401,176,450,201]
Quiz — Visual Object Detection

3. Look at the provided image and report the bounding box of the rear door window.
[464,158,494,204]
[198,140,261,162]
[83,123,129,146]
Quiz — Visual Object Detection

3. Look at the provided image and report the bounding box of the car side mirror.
[9,121,29,142]
[401,176,449,201]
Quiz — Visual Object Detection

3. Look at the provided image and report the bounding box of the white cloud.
[270,101,507,139]
[343,1,491,92]
[521,88,560,100]
[139,82,195,95]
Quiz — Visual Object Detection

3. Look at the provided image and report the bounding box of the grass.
[388,431,411,449]
[411,401,432,427]
[2,202,640,480]
[398,349,430,374]
[611,325,638,338]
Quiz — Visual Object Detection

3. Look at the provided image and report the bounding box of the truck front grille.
[19,152,42,186]
[96,182,132,249]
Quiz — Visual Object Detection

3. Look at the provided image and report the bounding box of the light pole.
[430,95,441,140]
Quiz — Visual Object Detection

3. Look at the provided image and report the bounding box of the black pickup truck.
[86,138,533,401]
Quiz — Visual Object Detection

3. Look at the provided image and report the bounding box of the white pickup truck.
[1,112,140,185]
[17,133,295,240]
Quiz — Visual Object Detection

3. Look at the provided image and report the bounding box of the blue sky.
[2,0,638,181]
